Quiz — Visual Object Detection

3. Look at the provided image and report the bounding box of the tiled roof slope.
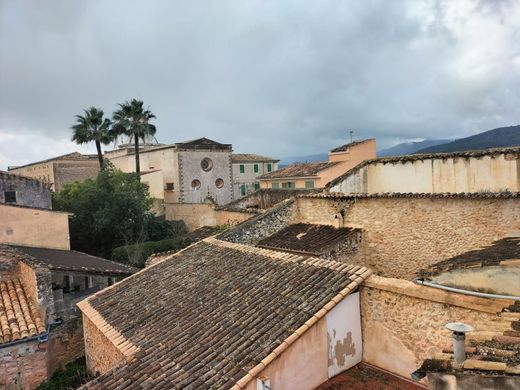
[175,137,232,151]
[258,161,338,180]
[257,223,360,256]
[419,236,520,278]
[232,154,279,163]
[13,246,137,276]
[8,152,98,171]
[326,146,520,188]
[330,139,375,153]
[79,238,371,389]
[0,278,46,344]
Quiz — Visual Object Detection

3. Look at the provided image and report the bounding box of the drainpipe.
[416,279,520,301]
[0,319,62,349]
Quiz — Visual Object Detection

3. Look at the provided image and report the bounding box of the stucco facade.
[232,154,279,198]
[0,204,71,250]
[259,139,376,190]
[8,152,100,192]
[329,147,520,194]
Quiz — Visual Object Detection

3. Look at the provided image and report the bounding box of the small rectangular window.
[254,182,260,191]
[165,182,174,191]
[282,182,295,189]
[305,180,315,189]
[240,184,247,196]
[4,191,16,203]
[267,164,272,172]
[254,164,259,173]
[271,182,280,189]
[239,164,245,174]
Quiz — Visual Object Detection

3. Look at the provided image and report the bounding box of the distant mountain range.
[415,125,520,154]
[378,139,452,157]
[279,125,520,165]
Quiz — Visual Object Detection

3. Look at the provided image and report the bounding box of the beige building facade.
[328,147,520,194]
[231,154,279,197]
[106,138,234,207]
[9,152,100,192]
[258,139,376,190]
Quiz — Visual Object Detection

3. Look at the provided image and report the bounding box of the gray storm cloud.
[1,0,519,168]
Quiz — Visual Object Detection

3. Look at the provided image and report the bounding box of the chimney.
[446,322,473,363]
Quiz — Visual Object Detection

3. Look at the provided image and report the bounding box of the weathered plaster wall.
[244,293,362,390]
[165,202,253,231]
[295,196,520,279]
[82,314,125,376]
[431,266,520,295]
[360,276,511,381]
[0,204,70,250]
[330,152,520,194]
[0,172,51,209]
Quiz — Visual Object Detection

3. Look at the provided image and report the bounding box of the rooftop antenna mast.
[349,130,354,143]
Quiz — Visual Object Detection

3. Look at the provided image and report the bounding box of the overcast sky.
[1,0,519,169]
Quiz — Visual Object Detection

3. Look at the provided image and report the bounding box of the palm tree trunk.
[134,134,141,177]
[95,140,104,168]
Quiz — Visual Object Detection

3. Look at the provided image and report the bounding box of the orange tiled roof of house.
[78,238,371,389]
[0,278,46,344]
[258,161,339,179]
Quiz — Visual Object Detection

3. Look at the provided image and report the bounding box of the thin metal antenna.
[350,130,354,143]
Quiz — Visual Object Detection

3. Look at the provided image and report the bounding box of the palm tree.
[71,107,113,168]
[111,99,156,175]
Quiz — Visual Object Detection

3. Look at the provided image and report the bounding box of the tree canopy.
[71,107,113,167]
[53,166,154,258]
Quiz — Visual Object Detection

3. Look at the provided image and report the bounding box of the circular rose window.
[215,178,224,188]
[191,179,201,190]
[200,158,213,172]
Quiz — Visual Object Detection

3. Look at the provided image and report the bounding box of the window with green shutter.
[240,184,246,196]
[272,182,280,189]
[282,182,295,189]
[239,164,245,174]
[254,182,260,191]
[305,180,315,189]
[254,164,259,173]
[267,163,272,172]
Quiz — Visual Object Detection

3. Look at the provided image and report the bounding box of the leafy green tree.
[53,165,154,258]
[71,107,113,168]
[111,99,156,175]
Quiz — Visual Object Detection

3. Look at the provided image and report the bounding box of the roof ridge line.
[230,267,372,390]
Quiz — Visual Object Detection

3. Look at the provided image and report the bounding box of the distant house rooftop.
[231,153,279,163]
[258,161,339,180]
[11,246,137,276]
[78,237,371,389]
[174,137,232,151]
[8,152,98,171]
[330,138,375,153]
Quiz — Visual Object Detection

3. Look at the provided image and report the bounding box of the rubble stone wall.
[295,196,520,279]
[0,340,48,389]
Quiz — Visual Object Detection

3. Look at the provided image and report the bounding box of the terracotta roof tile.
[79,238,371,389]
[258,161,339,180]
[257,223,360,256]
[231,154,279,163]
[330,139,375,153]
[0,278,46,344]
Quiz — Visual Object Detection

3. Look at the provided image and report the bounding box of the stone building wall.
[82,314,125,376]
[360,276,511,382]
[294,195,520,279]
[47,318,85,374]
[0,171,51,209]
[53,161,100,192]
[218,199,296,245]
[0,340,48,390]
[220,188,320,212]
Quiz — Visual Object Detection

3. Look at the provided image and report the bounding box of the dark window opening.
[4,191,16,203]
